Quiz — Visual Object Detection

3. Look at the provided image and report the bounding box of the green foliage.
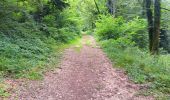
[0,83,10,97]
[95,15,147,48]
[95,15,125,40]
[0,0,81,79]
[86,30,94,35]
[0,23,48,75]
[57,27,79,42]
[123,17,148,48]
[115,0,145,19]
[95,12,169,98]
[42,15,56,27]
[101,39,170,94]
[74,0,107,31]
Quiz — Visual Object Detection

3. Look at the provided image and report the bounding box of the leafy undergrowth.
[0,34,79,79]
[0,22,81,97]
[94,15,170,99]
[0,0,82,98]
[20,38,81,80]
[0,82,10,98]
[0,36,81,98]
[100,39,170,99]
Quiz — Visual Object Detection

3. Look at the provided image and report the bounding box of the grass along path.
[7,35,153,100]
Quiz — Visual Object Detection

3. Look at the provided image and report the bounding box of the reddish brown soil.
[8,35,154,100]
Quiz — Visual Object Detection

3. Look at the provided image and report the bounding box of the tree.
[152,0,161,54]
[107,0,116,15]
[145,0,154,53]
[145,0,161,54]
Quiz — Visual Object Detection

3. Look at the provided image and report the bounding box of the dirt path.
[9,35,153,100]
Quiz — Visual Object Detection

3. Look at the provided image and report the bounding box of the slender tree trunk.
[107,0,116,16]
[142,0,146,17]
[152,0,161,54]
[145,0,154,52]
[93,0,100,14]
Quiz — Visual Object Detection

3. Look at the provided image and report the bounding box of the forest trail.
[9,35,153,100]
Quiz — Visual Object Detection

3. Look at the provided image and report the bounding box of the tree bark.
[152,0,161,54]
[145,0,161,54]
[145,0,154,52]
[107,0,116,16]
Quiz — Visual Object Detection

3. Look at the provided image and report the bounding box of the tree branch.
[161,7,170,11]
[93,0,100,14]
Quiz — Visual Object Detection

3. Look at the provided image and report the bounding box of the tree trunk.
[142,0,146,17]
[107,0,116,16]
[152,0,161,54]
[145,0,154,52]
[146,0,161,54]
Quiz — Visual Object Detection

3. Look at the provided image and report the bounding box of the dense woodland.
[0,0,170,99]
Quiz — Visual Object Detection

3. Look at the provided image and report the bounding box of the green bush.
[42,15,56,27]
[123,17,148,48]
[100,39,170,94]
[95,15,147,48]
[0,27,50,74]
[0,0,81,80]
[95,15,124,40]
[96,15,170,96]
[0,19,80,77]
